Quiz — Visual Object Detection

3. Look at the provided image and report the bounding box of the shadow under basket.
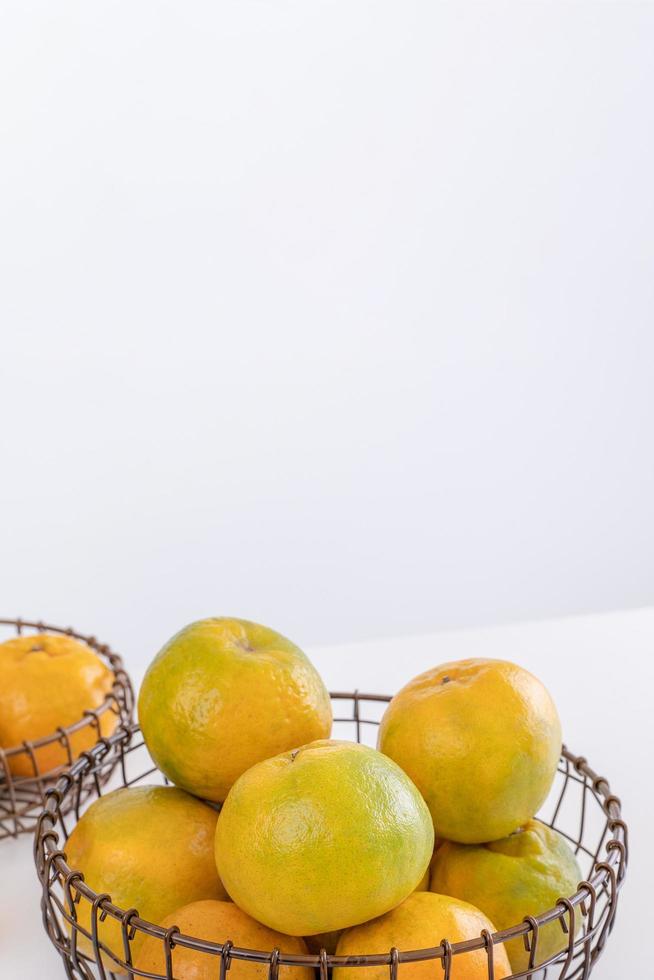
[33,692,627,979]
[0,617,134,840]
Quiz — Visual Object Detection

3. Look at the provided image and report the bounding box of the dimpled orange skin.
[0,634,116,777]
[136,900,313,980]
[431,819,581,973]
[65,786,227,970]
[378,659,562,843]
[215,740,435,936]
[334,892,511,980]
[138,618,332,802]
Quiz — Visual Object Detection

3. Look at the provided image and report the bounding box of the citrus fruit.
[430,819,581,972]
[135,900,313,980]
[138,618,332,802]
[64,786,227,968]
[214,739,434,936]
[378,659,561,842]
[0,633,116,776]
[334,891,511,980]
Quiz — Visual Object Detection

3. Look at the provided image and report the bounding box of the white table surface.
[3,607,652,977]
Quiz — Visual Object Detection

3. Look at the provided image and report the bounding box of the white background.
[1,1,653,648]
[1,2,653,977]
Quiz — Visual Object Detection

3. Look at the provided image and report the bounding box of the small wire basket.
[0,617,134,840]
[33,692,627,979]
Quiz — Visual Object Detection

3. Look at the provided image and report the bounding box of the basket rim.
[0,617,133,765]
[34,691,628,970]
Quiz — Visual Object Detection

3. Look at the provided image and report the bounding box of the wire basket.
[33,691,627,979]
[0,617,134,840]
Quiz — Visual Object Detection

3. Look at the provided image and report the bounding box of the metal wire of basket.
[33,692,627,979]
[0,617,134,840]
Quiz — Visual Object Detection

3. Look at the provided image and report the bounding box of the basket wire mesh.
[33,692,627,979]
[0,617,134,840]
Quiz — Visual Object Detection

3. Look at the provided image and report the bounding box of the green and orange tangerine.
[379,659,561,843]
[135,900,313,980]
[138,617,332,802]
[64,786,227,969]
[334,891,511,980]
[430,819,582,972]
[215,739,434,936]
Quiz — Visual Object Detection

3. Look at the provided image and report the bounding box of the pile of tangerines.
[0,618,580,978]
